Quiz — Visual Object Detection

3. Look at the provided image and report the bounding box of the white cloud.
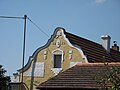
[95,0,106,4]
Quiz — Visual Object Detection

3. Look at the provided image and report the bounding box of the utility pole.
[0,15,27,90]
[21,15,27,90]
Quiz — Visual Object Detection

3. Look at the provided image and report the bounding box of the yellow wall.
[19,28,87,90]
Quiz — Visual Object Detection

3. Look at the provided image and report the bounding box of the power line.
[27,17,49,38]
[0,15,49,38]
[0,16,24,19]
[0,15,51,52]
[27,17,52,54]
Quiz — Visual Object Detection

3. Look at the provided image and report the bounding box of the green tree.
[0,65,11,90]
[95,63,120,90]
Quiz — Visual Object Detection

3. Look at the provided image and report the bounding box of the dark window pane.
[54,55,62,68]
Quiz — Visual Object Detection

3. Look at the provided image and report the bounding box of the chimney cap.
[101,35,111,39]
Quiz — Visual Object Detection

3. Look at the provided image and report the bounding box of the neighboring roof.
[64,31,120,62]
[37,63,120,89]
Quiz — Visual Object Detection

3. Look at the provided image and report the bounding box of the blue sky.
[0,0,120,76]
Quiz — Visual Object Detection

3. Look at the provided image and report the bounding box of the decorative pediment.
[18,27,88,73]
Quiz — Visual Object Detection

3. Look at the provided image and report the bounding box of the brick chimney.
[101,35,111,52]
[112,41,119,51]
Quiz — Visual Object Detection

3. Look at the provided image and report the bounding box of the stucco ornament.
[57,30,62,36]
[56,39,61,48]
[51,68,62,76]
[44,51,47,60]
[69,50,73,59]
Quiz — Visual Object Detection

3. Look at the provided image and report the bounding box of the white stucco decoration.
[52,48,64,62]
[23,62,44,77]
[70,62,81,68]
[44,55,47,60]
[59,29,88,63]
[44,51,47,55]
[51,48,64,75]
[69,50,73,54]
[34,62,44,77]
[69,54,72,59]
[44,51,47,60]
[56,39,61,48]
[20,28,88,76]
[69,50,73,59]
[51,68,62,76]
[57,30,62,36]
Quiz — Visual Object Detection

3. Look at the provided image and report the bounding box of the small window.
[54,55,62,68]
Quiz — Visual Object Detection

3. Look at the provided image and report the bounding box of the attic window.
[52,48,64,68]
[54,54,62,68]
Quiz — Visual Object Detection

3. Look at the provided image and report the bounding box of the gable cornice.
[18,27,65,72]
[18,27,88,73]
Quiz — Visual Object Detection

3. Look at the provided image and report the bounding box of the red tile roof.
[37,63,120,89]
[65,31,120,62]
[36,28,120,89]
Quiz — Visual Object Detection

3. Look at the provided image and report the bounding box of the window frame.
[52,48,64,68]
[53,54,62,68]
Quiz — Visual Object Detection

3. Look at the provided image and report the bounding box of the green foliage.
[0,65,11,90]
[95,63,120,90]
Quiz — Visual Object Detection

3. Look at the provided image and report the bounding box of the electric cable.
[0,15,49,38]
[27,17,49,38]
[27,16,52,54]
[0,15,52,55]
[0,16,24,19]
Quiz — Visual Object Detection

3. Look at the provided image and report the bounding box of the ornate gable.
[17,27,88,90]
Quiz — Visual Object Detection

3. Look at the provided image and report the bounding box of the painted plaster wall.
[19,28,87,90]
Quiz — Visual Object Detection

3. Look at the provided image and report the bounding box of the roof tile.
[37,63,120,89]
[65,32,120,62]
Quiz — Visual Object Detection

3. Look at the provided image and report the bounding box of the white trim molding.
[51,68,62,76]
[52,48,64,62]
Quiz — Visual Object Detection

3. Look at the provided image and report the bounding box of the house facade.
[14,27,88,90]
[11,27,120,90]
